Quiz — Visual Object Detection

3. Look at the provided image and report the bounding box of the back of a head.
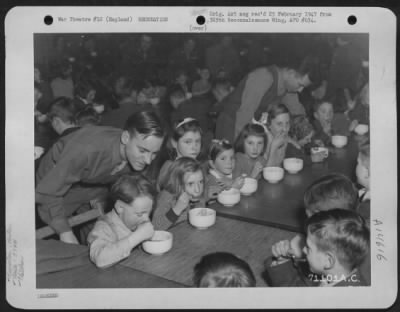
[305,208,370,271]
[193,252,256,287]
[124,110,165,139]
[304,173,358,216]
[48,97,78,124]
[75,106,101,127]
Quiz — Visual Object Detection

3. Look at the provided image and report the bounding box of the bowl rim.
[263,166,284,172]
[189,207,216,216]
[219,188,241,195]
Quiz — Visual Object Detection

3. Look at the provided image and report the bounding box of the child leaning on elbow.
[87,174,156,268]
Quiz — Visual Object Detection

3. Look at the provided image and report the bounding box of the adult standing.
[215,63,316,143]
[36,110,165,244]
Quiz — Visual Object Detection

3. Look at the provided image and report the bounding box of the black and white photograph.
[5,6,397,309]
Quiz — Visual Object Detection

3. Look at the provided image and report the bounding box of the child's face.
[270,113,290,137]
[184,170,204,199]
[298,130,314,147]
[174,131,202,159]
[199,69,210,81]
[176,73,188,86]
[244,135,264,159]
[314,102,333,126]
[212,149,235,175]
[303,233,328,275]
[118,196,153,231]
[356,155,370,189]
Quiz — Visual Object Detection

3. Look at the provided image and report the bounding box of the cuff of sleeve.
[50,217,72,234]
[166,209,180,223]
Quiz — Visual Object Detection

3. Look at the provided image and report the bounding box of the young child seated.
[193,252,256,287]
[266,173,360,281]
[312,100,350,147]
[157,118,203,187]
[87,174,155,268]
[265,209,370,287]
[153,157,206,230]
[205,139,245,201]
[233,123,268,179]
[191,66,212,97]
[355,142,370,223]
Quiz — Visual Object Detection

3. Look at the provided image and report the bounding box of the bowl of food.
[149,97,160,105]
[331,135,348,148]
[263,167,284,183]
[217,188,241,207]
[93,104,105,114]
[354,124,369,135]
[188,208,216,229]
[310,147,329,163]
[142,231,173,255]
[283,158,304,174]
[240,177,258,195]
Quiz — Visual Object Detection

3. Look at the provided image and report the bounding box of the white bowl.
[149,97,160,105]
[331,135,348,148]
[240,177,258,195]
[217,188,240,207]
[283,158,304,174]
[188,208,216,229]
[93,104,105,114]
[354,124,369,135]
[263,167,284,183]
[142,231,173,255]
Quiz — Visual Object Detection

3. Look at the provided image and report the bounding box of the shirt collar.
[209,169,232,179]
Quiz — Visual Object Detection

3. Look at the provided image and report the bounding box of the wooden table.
[210,139,359,232]
[120,217,295,287]
[37,263,185,288]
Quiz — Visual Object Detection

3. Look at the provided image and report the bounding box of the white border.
[5,6,397,309]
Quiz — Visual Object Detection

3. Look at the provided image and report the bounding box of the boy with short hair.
[304,173,359,217]
[265,209,370,287]
[87,174,155,268]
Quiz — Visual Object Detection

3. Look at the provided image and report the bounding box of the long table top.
[210,139,359,232]
[120,216,295,287]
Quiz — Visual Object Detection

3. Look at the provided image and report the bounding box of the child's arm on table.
[152,191,190,230]
[88,220,154,268]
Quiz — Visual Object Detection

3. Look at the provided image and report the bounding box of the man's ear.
[121,130,130,145]
[323,251,336,270]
